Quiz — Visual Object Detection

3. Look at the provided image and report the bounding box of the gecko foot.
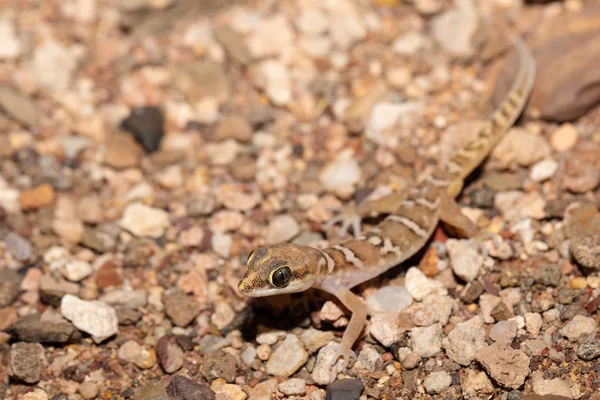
[329,342,357,370]
[324,204,362,238]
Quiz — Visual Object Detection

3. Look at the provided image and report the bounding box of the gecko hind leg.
[439,193,478,239]
[324,203,362,238]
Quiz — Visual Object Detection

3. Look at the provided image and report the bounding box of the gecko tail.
[432,35,536,192]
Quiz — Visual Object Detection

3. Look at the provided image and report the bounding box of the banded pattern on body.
[316,37,536,293]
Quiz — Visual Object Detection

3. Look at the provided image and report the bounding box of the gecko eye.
[270,266,292,288]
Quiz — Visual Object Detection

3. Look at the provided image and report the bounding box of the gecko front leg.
[328,287,367,369]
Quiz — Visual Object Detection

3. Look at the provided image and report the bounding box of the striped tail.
[432,36,536,196]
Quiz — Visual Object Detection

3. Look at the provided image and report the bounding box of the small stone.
[95,260,122,289]
[365,286,412,314]
[248,379,277,400]
[266,334,308,377]
[62,260,93,282]
[265,215,300,245]
[119,340,156,369]
[532,377,573,399]
[7,314,80,343]
[0,87,35,127]
[369,312,413,347]
[156,336,184,373]
[116,306,142,325]
[198,334,232,355]
[203,351,237,382]
[480,294,502,324]
[424,370,452,394]
[461,281,485,304]
[534,264,562,287]
[524,313,543,338]
[431,0,479,59]
[319,154,362,199]
[550,123,579,151]
[213,27,252,66]
[166,375,216,400]
[24,389,49,400]
[392,32,426,55]
[0,18,21,59]
[60,294,118,343]
[401,352,421,370]
[278,378,306,396]
[561,315,597,342]
[240,346,256,366]
[447,239,483,282]
[133,381,169,400]
[259,59,291,106]
[443,316,487,366]
[79,382,99,399]
[353,344,380,373]
[297,9,329,35]
[325,379,364,400]
[104,133,143,169]
[20,184,54,211]
[31,40,76,93]
[120,106,165,153]
[365,102,422,148]
[475,342,530,389]
[9,342,45,383]
[256,329,286,345]
[405,267,446,301]
[212,232,232,258]
[215,115,253,142]
[39,274,79,307]
[490,301,513,322]
[211,301,235,331]
[101,289,147,309]
[82,228,117,253]
[5,232,33,261]
[461,369,494,400]
[522,339,548,357]
[0,278,18,307]
[120,203,170,239]
[570,235,600,270]
[492,129,552,169]
[163,289,200,327]
[530,159,558,182]
[411,323,443,358]
[300,327,335,353]
[248,14,294,58]
[489,320,518,344]
[577,334,600,360]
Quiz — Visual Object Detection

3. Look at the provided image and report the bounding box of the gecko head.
[238,243,321,297]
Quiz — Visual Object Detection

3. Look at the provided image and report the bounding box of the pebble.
[577,334,600,361]
[259,59,291,106]
[297,9,329,35]
[405,267,447,301]
[119,203,170,238]
[120,106,165,153]
[424,370,452,394]
[446,239,482,282]
[431,0,479,59]
[524,313,543,338]
[0,86,35,127]
[39,274,79,307]
[214,26,252,66]
[156,335,184,373]
[392,32,426,56]
[532,377,573,398]
[411,323,443,358]
[0,279,18,308]
[203,351,237,382]
[100,289,147,309]
[248,14,294,58]
[550,123,579,151]
[0,18,21,59]
[20,184,55,211]
[369,312,413,347]
[104,133,143,169]
[9,342,45,383]
[166,375,217,400]
[534,264,562,287]
[319,153,361,198]
[7,314,80,343]
[62,259,94,282]
[442,316,487,366]
[401,352,421,370]
[495,191,546,221]
[247,379,277,400]
[461,369,494,400]
[256,329,287,345]
[561,315,597,342]
[522,339,548,357]
[163,289,200,327]
[569,235,600,270]
[325,379,364,400]
[240,345,256,366]
[489,320,518,344]
[133,381,169,400]
[118,340,157,369]
[265,334,308,377]
[265,215,300,245]
[23,389,49,400]
[530,159,558,182]
[365,102,422,148]
[353,344,380,373]
[300,327,335,353]
[365,286,412,314]
[79,382,99,399]
[279,378,306,395]
[492,128,551,169]
[60,294,118,343]
[422,294,456,326]
[475,342,530,389]
[312,343,345,385]
[212,232,232,258]
[31,40,76,93]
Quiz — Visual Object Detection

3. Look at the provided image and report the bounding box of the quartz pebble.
[119,203,170,238]
[365,286,412,314]
[265,334,308,377]
[60,294,118,343]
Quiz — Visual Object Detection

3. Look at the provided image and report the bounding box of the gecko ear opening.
[270,266,292,288]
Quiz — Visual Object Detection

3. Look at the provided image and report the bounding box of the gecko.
[238,36,536,369]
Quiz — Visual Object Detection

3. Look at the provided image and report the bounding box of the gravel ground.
[1,0,600,399]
